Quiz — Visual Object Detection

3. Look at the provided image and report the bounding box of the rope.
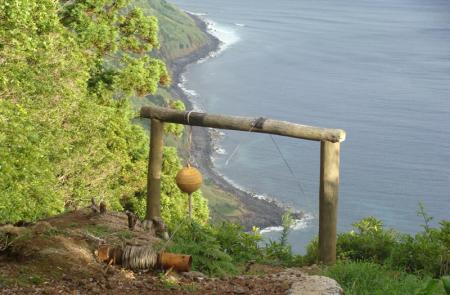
[224,117,308,199]
[122,245,158,270]
[269,135,306,197]
[224,117,261,166]
[185,110,194,165]
[158,217,189,252]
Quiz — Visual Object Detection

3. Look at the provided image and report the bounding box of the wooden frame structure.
[140,105,346,265]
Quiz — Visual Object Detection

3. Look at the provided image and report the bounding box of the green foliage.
[418,202,434,233]
[389,205,448,277]
[132,0,208,60]
[324,261,446,295]
[124,146,209,225]
[166,220,239,277]
[0,101,64,222]
[0,0,209,225]
[213,222,262,263]
[280,211,294,247]
[166,220,292,277]
[160,146,209,224]
[165,215,307,276]
[390,220,449,277]
[414,278,446,295]
[163,100,185,136]
[305,213,449,278]
[262,212,303,267]
[442,276,450,295]
[303,236,319,265]
[337,217,397,263]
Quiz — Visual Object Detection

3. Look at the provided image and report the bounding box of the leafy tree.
[0,0,208,224]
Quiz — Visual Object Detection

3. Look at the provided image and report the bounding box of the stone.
[232,286,249,294]
[182,271,207,280]
[285,275,343,295]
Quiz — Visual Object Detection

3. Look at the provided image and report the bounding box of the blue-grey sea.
[170,0,450,253]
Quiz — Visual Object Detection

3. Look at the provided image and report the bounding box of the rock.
[285,275,343,295]
[232,286,249,294]
[182,271,207,280]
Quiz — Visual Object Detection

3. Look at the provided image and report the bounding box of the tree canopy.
[0,0,208,224]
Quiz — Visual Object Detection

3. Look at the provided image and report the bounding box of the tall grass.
[324,262,448,295]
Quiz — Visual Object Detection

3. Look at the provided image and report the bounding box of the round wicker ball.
[175,166,203,194]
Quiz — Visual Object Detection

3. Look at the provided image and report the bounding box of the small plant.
[324,261,446,295]
[304,217,397,264]
[166,220,238,277]
[86,225,112,238]
[305,207,449,279]
[389,220,449,277]
[158,272,199,293]
[214,222,262,263]
[417,202,433,233]
[280,211,294,247]
[442,276,450,295]
[337,217,397,263]
[43,228,67,238]
[390,204,448,277]
[28,275,44,285]
[115,230,134,240]
[262,212,303,267]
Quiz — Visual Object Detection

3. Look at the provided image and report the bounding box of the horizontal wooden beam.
[140,106,346,142]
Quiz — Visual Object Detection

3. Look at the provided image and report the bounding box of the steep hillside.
[133,0,209,60]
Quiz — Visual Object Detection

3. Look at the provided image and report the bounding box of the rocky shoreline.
[166,14,300,230]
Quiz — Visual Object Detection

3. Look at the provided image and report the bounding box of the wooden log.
[146,119,164,221]
[318,141,340,265]
[140,106,345,143]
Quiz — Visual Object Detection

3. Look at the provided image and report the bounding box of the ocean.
[169,0,450,253]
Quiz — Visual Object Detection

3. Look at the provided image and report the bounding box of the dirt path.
[0,210,342,295]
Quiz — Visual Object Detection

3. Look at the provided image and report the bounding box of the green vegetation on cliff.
[0,0,208,224]
[133,0,208,60]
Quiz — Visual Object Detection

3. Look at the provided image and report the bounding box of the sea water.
[170,0,450,253]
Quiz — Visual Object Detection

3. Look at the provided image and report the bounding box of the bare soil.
[0,210,296,294]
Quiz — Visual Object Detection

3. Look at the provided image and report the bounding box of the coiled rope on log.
[121,245,158,270]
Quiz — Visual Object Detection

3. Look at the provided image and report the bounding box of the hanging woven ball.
[176,166,203,194]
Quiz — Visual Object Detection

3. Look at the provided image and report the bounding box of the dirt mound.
[0,209,160,285]
[0,210,342,294]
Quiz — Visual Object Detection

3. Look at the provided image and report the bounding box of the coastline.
[166,14,301,230]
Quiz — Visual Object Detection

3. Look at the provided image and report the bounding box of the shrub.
[305,212,449,278]
[262,212,304,267]
[324,261,446,295]
[304,217,397,264]
[214,222,262,263]
[389,221,449,277]
[166,220,237,277]
[165,220,264,277]
[337,217,397,263]
[303,236,319,265]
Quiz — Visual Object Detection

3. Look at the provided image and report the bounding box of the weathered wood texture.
[141,106,346,143]
[146,119,164,221]
[319,141,340,265]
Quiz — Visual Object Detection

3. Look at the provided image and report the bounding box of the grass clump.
[166,212,303,277]
[305,205,449,278]
[324,261,447,295]
[166,221,238,277]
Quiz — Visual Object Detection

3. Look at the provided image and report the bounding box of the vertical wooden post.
[146,119,164,221]
[319,141,340,265]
